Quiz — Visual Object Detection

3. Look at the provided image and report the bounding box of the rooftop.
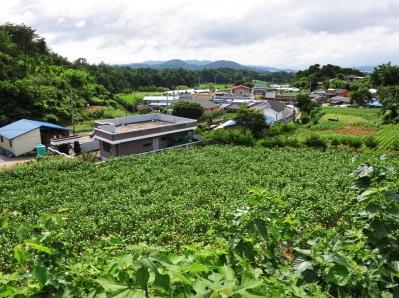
[114,120,171,133]
[95,113,197,136]
[0,119,69,139]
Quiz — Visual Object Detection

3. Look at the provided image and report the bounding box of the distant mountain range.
[123,59,377,74]
[354,65,376,73]
[124,59,292,72]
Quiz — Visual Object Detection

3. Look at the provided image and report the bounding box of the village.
[1,1,399,296]
[0,77,383,166]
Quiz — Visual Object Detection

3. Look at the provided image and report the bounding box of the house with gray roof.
[92,113,197,158]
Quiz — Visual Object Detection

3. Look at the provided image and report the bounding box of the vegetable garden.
[1,146,399,296]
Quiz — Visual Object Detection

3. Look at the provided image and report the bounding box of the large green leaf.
[13,245,27,264]
[135,266,150,290]
[25,240,55,255]
[327,264,350,286]
[0,286,15,298]
[293,258,314,276]
[96,277,129,293]
[31,266,48,287]
[112,289,146,298]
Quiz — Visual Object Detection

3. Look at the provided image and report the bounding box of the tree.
[172,101,204,119]
[371,63,399,86]
[296,93,315,114]
[234,106,267,137]
[350,88,372,106]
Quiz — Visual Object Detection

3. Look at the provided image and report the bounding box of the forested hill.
[0,23,295,126]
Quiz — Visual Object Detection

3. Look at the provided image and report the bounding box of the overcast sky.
[1,0,399,68]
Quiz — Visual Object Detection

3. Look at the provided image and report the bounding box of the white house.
[0,119,69,157]
[142,96,178,107]
[254,100,295,122]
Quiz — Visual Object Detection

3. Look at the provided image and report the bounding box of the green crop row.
[1,146,399,273]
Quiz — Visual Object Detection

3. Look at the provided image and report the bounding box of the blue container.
[36,144,46,157]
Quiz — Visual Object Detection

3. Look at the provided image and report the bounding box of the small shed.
[328,96,351,105]
[0,119,69,157]
[232,85,252,97]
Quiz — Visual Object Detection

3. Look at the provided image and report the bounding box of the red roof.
[232,85,251,90]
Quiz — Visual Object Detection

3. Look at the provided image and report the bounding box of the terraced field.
[293,107,399,151]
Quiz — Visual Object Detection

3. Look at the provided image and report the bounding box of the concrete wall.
[0,128,41,156]
[100,137,168,157]
[232,87,251,96]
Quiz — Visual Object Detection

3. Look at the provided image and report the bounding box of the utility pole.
[70,90,76,135]
[198,76,201,88]
[132,89,136,113]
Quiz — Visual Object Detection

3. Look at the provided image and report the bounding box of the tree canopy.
[234,106,267,137]
[172,101,204,119]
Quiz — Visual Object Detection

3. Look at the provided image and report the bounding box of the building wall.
[0,128,41,156]
[261,108,284,121]
[232,87,251,96]
[99,131,194,158]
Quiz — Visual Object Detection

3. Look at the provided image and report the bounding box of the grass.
[66,107,133,133]
[116,92,161,104]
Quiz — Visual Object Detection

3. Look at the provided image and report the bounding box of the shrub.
[235,106,267,137]
[304,135,327,149]
[156,87,169,92]
[203,129,255,146]
[258,136,301,148]
[138,86,158,92]
[330,137,340,147]
[43,113,59,123]
[268,122,297,137]
[172,101,204,119]
[364,136,378,149]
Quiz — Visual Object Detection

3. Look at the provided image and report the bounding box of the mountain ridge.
[124,59,293,72]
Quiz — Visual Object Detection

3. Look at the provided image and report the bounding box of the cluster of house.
[0,85,296,161]
[143,84,296,122]
[310,88,382,107]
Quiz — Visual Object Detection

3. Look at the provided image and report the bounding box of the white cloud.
[75,20,86,28]
[1,0,399,68]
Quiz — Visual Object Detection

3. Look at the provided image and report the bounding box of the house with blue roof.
[0,119,69,157]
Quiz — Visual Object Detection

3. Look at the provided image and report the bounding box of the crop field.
[116,92,161,104]
[1,146,399,271]
[293,107,399,151]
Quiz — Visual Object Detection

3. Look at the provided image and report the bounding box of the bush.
[304,135,327,149]
[235,106,267,137]
[172,101,204,119]
[258,136,301,148]
[364,136,378,149]
[156,87,169,92]
[268,122,297,137]
[138,86,158,92]
[202,129,255,146]
[43,113,59,123]
[330,137,340,147]
[339,136,362,149]
[175,85,189,90]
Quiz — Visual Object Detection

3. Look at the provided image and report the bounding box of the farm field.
[292,106,399,151]
[1,146,399,271]
[116,92,161,104]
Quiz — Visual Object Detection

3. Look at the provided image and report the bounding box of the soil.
[334,125,376,136]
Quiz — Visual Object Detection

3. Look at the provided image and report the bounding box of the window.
[103,141,111,153]
[143,143,152,148]
[9,139,12,147]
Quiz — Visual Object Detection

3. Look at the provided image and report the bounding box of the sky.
[1,0,399,69]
